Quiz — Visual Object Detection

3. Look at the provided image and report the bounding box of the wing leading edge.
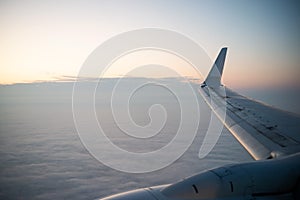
[200,48,300,160]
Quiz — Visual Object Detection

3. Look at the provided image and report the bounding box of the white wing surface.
[200,48,300,160]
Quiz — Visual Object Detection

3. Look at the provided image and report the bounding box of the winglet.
[202,47,227,87]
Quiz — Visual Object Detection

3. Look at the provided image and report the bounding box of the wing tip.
[203,47,228,87]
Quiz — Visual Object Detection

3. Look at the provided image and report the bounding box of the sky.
[0,0,300,88]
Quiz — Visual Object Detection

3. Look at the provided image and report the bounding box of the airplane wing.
[199,47,300,160]
[101,48,300,200]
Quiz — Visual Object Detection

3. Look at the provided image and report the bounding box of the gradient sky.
[0,0,299,88]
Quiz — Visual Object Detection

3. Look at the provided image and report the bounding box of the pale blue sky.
[0,0,299,88]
